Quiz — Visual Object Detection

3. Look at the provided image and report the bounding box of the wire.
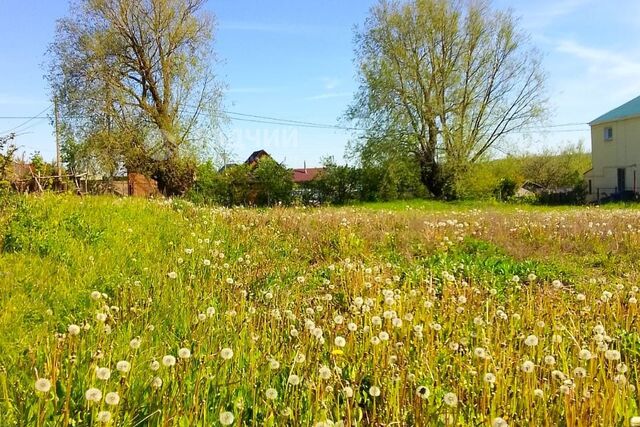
[0,105,53,135]
[0,106,590,135]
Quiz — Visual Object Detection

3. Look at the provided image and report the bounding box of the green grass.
[1,194,640,426]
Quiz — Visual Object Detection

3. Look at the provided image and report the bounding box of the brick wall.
[128,173,159,197]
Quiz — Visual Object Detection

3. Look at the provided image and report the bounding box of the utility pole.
[54,97,62,177]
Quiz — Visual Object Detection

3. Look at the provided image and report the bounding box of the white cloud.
[515,0,594,31]
[321,78,341,91]
[305,92,351,101]
[556,40,640,99]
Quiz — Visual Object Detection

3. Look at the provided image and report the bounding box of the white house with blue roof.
[585,95,640,202]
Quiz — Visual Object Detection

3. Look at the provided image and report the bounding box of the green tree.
[48,0,223,194]
[313,158,361,205]
[348,0,547,199]
[0,134,18,183]
[253,158,293,206]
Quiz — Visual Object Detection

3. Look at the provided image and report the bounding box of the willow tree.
[348,0,547,198]
[48,0,222,194]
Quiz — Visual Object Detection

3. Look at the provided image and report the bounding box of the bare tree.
[348,0,547,198]
[48,0,223,194]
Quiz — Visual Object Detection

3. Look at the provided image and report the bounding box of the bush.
[494,178,518,201]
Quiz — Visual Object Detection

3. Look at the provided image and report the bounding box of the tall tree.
[348,0,547,198]
[48,0,222,194]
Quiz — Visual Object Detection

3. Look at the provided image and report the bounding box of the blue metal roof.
[590,94,640,126]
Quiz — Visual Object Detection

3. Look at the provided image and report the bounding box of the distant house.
[292,163,324,184]
[514,181,544,198]
[585,95,640,201]
[219,150,273,172]
[245,150,271,166]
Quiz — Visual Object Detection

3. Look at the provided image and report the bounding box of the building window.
[588,179,592,194]
[604,126,613,141]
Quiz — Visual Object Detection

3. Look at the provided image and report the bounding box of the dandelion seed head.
[220,348,234,360]
[265,388,278,400]
[219,411,235,426]
[443,392,458,407]
[105,391,120,406]
[368,385,381,397]
[85,388,103,403]
[34,378,51,393]
[162,355,176,367]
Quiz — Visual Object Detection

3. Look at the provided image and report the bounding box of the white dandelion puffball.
[521,361,535,373]
[150,360,160,371]
[90,291,102,300]
[579,349,592,360]
[416,385,430,399]
[492,417,509,427]
[334,336,346,348]
[343,386,354,398]
[68,324,81,336]
[35,378,51,393]
[474,347,487,359]
[265,388,278,400]
[85,388,103,403]
[96,312,107,322]
[178,348,191,359]
[96,411,111,423]
[319,366,332,380]
[95,367,111,381]
[105,391,120,406]
[162,355,176,367]
[116,360,131,373]
[287,374,301,386]
[167,271,178,279]
[524,335,539,347]
[484,372,496,384]
[605,349,621,361]
[220,348,234,360]
[573,367,587,378]
[129,337,141,349]
[630,416,640,427]
[369,386,381,397]
[443,392,458,407]
[219,411,235,426]
[269,359,280,370]
[152,376,163,389]
[347,322,358,332]
[544,355,556,366]
[533,388,544,398]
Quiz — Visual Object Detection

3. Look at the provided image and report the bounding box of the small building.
[292,163,324,184]
[585,95,640,202]
[245,150,271,166]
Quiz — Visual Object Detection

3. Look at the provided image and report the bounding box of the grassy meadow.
[1,195,640,426]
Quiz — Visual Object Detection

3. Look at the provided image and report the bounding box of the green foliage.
[456,143,592,202]
[348,0,547,199]
[0,134,18,181]
[188,159,293,206]
[312,160,361,205]
[494,177,518,201]
[253,157,293,206]
[152,157,197,196]
[48,0,223,193]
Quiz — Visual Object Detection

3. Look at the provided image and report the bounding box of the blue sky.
[1,0,639,167]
